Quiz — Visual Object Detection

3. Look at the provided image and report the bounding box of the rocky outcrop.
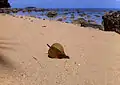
[102,11,120,33]
[72,18,103,30]
[0,0,11,8]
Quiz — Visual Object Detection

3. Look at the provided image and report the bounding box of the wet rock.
[102,11,120,33]
[71,13,75,19]
[63,12,68,15]
[46,11,58,18]
[87,15,91,18]
[76,9,81,13]
[79,13,87,17]
[94,15,100,17]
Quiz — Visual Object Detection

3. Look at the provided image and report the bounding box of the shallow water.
[12,8,120,25]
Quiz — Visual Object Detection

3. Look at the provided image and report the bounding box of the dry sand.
[0,14,120,85]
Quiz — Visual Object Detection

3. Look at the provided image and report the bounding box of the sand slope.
[0,14,120,85]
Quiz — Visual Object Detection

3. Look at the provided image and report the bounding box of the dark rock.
[0,0,11,8]
[70,13,75,19]
[87,15,91,18]
[72,18,87,25]
[76,9,81,14]
[79,13,87,17]
[102,11,120,33]
[20,16,23,18]
[65,22,69,23]
[11,8,20,13]
[63,12,68,15]
[57,18,63,21]
[94,15,100,17]
[88,20,97,24]
[81,22,103,30]
[0,8,11,13]
[46,11,58,18]
[72,18,103,30]
[22,9,28,13]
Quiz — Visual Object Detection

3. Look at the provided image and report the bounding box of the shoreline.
[8,13,104,30]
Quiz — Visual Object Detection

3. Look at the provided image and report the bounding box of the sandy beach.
[0,14,120,85]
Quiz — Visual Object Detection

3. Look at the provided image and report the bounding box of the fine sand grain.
[0,14,120,85]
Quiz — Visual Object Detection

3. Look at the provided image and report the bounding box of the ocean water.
[13,8,120,25]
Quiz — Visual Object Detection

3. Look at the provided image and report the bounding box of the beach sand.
[0,14,120,85]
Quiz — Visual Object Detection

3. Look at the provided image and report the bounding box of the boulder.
[102,11,120,33]
[46,11,58,18]
[0,0,11,8]
[57,18,63,21]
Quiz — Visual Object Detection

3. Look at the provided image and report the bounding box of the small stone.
[42,26,47,27]
[31,20,33,22]
[74,62,77,64]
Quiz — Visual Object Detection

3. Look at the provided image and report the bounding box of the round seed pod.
[47,43,69,59]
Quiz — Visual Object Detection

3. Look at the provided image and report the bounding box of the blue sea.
[12,8,120,25]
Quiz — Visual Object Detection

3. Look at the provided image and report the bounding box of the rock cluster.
[102,11,120,33]
[72,18,103,30]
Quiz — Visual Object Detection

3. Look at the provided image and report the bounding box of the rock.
[82,22,103,30]
[22,9,28,13]
[62,15,67,20]
[79,13,87,17]
[72,18,103,30]
[57,18,63,21]
[88,20,97,24]
[94,15,100,17]
[72,18,87,25]
[0,0,11,8]
[63,12,68,15]
[70,13,75,19]
[87,15,91,18]
[0,8,11,13]
[102,11,120,33]
[42,26,47,27]
[46,11,58,18]
[11,8,20,13]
